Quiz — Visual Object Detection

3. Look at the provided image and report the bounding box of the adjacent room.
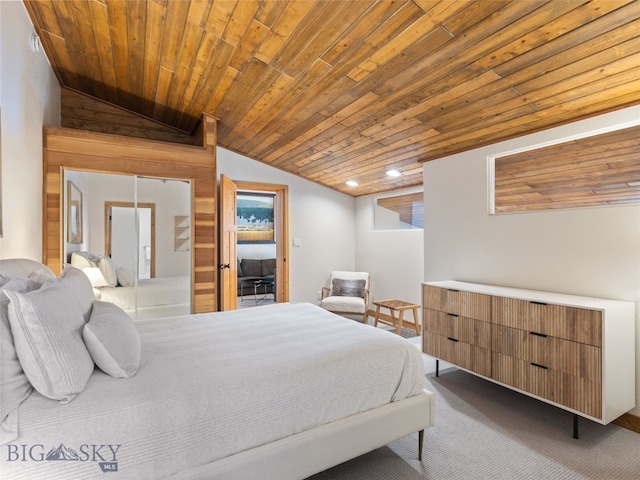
[1,1,639,479]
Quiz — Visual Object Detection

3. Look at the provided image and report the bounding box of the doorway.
[219,178,289,311]
[105,202,155,279]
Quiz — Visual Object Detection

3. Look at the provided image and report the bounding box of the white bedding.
[2,302,426,480]
[97,275,189,311]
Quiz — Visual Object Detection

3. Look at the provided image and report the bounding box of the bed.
[96,275,191,319]
[69,251,190,318]
[0,259,435,480]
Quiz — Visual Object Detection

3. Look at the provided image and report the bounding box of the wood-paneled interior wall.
[61,88,198,146]
[43,121,217,313]
[494,124,640,213]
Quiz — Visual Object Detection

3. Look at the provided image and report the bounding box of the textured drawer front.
[492,325,601,382]
[423,285,491,321]
[492,353,601,418]
[423,332,491,377]
[492,297,602,346]
[424,308,491,349]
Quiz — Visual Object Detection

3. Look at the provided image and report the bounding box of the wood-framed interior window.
[373,189,424,230]
[491,123,640,214]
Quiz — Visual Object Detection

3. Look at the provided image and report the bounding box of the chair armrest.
[321,286,330,299]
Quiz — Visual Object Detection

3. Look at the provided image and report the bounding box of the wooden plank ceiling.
[24,0,640,197]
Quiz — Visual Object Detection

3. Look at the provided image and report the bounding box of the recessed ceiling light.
[346,180,358,187]
[386,169,401,177]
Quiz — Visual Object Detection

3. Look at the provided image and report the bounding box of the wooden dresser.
[422,281,636,435]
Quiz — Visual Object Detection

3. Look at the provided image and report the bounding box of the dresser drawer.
[492,353,601,418]
[424,308,491,349]
[424,332,491,377]
[423,285,491,321]
[492,297,602,346]
[492,325,601,382]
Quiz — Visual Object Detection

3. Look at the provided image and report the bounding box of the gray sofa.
[237,258,276,296]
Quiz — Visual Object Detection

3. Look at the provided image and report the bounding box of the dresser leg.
[435,359,439,377]
[573,414,579,439]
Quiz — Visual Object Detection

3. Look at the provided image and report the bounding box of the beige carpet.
[308,341,640,480]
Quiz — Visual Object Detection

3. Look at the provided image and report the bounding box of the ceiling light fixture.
[346,180,358,187]
[386,169,401,177]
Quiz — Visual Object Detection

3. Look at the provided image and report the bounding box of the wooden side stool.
[373,299,421,335]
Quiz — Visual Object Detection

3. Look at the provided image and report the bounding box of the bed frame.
[1,259,435,479]
[171,389,435,480]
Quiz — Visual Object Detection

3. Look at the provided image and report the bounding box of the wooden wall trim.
[613,412,640,435]
[43,124,217,313]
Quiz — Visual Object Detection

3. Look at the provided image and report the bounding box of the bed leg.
[418,429,424,461]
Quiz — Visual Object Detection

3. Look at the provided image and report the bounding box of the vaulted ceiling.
[24,0,640,196]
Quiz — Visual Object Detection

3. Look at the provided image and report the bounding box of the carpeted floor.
[308,339,640,480]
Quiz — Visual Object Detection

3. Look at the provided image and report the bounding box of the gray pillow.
[83,301,141,379]
[261,258,276,277]
[241,258,262,277]
[5,281,94,404]
[0,277,37,442]
[331,278,366,298]
[58,266,96,322]
[237,259,244,277]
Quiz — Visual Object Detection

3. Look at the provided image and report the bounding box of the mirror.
[64,170,191,319]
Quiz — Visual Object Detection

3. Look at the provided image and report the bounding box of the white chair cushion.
[321,296,366,314]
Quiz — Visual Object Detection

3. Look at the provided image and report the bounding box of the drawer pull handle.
[529,301,548,306]
[447,313,459,318]
[447,337,459,342]
[529,331,548,338]
[530,362,548,370]
[448,289,459,293]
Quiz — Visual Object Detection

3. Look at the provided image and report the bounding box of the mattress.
[97,275,189,311]
[1,302,426,480]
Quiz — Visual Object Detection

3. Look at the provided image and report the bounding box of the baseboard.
[613,412,640,434]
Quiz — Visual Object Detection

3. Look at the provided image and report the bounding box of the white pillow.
[5,282,94,404]
[58,266,96,321]
[98,256,118,287]
[116,267,135,287]
[0,277,37,443]
[83,301,141,378]
[70,252,97,270]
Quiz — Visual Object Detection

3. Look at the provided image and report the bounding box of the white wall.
[218,147,355,303]
[423,105,640,416]
[0,1,60,259]
[355,190,424,310]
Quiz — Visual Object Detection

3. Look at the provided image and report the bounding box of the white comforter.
[2,303,426,480]
[97,275,189,310]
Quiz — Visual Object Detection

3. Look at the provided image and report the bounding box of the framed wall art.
[67,180,83,243]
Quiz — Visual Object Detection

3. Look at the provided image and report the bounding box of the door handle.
[218,263,230,270]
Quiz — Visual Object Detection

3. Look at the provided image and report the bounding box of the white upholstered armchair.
[320,271,370,323]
